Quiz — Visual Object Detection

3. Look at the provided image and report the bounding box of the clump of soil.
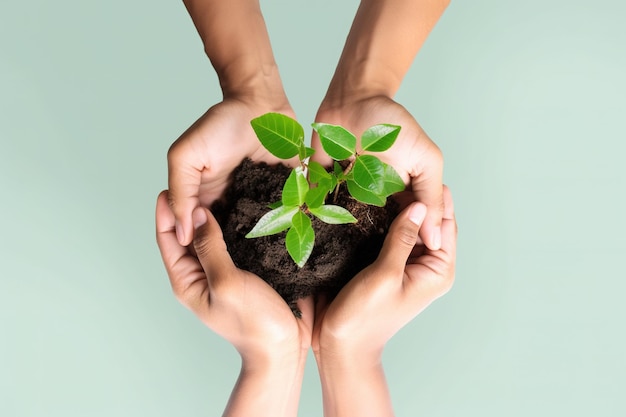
[211,158,398,312]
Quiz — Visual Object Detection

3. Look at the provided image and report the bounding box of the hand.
[313,96,445,251]
[313,185,455,357]
[167,98,298,246]
[155,191,312,416]
[311,186,456,417]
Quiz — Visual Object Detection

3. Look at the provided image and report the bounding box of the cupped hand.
[155,190,313,363]
[312,186,456,362]
[168,99,298,246]
[313,96,444,250]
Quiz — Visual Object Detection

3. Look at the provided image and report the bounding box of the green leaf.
[298,145,316,161]
[381,163,405,196]
[346,179,386,207]
[307,161,332,184]
[286,211,315,267]
[361,124,401,152]
[282,168,308,207]
[245,206,299,238]
[352,155,385,194]
[311,123,356,160]
[268,200,283,209]
[251,113,304,159]
[305,180,332,209]
[309,205,357,224]
[333,161,345,179]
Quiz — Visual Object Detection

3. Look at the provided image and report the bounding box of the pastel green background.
[1,0,624,415]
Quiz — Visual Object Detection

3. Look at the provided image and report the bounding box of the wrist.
[321,61,398,109]
[218,60,290,109]
[232,348,307,416]
[316,347,393,417]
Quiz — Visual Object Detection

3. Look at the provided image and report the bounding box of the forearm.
[316,350,394,417]
[324,0,450,105]
[182,0,287,102]
[223,351,307,417]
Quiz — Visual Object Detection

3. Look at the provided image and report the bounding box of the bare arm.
[323,0,450,104]
[182,0,288,102]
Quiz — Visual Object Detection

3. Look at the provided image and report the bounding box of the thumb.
[376,203,427,273]
[192,207,235,280]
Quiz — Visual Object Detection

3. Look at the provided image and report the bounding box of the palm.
[313,96,440,185]
[313,96,444,250]
[168,99,299,208]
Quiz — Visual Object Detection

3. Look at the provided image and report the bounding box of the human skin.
[168,0,298,246]
[312,186,457,416]
[156,185,456,417]
[156,190,313,416]
[313,0,451,252]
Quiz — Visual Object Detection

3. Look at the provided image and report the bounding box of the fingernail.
[175,221,185,244]
[408,204,427,226]
[431,228,442,250]
[193,208,208,229]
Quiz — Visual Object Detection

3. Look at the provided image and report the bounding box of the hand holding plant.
[314,96,445,251]
[167,99,298,246]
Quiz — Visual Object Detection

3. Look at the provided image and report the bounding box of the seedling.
[245,113,404,267]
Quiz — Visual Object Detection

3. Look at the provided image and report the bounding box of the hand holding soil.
[156,190,313,416]
[311,187,456,415]
[313,95,445,252]
[167,99,298,246]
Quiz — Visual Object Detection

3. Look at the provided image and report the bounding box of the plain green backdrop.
[1,0,625,416]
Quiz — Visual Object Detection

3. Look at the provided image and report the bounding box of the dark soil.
[211,158,399,314]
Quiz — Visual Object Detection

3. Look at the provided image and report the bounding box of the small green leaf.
[305,180,332,208]
[309,205,357,224]
[246,206,299,238]
[307,161,332,184]
[361,124,401,152]
[282,168,308,207]
[251,113,304,159]
[298,145,316,161]
[352,155,385,194]
[286,211,315,267]
[268,200,283,209]
[346,179,386,207]
[333,161,345,179]
[381,163,405,196]
[311,123,356,160]
[329,173,338,192]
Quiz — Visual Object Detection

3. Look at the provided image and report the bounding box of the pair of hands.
[155,185,456,369]
[156,96,456,416]
[156,94,457,364]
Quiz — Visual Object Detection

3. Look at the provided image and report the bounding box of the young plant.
[245,113,404,267]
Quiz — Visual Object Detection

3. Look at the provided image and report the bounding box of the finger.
[155,191,208,310]
[192,206,236,288]
[167,139,205,246]
[376,202,427,274]
[440,185,458,257]
[410,156,444,251]
[404,186,457,294]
